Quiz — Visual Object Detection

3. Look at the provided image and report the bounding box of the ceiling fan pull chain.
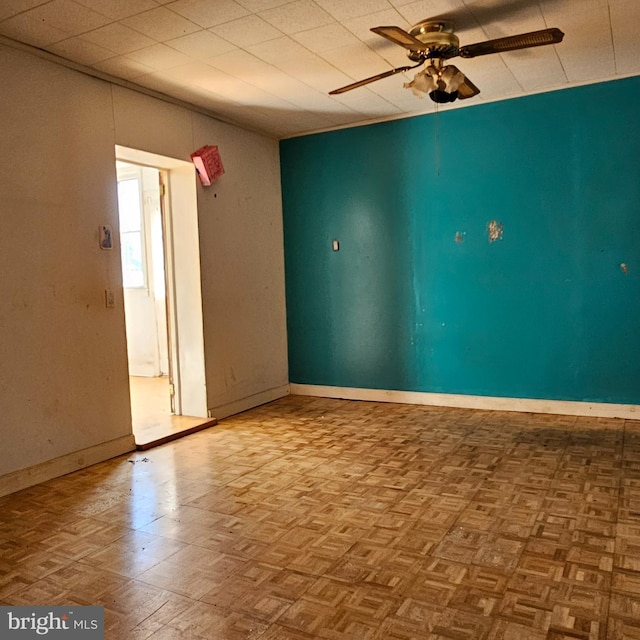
[435,101,441,177]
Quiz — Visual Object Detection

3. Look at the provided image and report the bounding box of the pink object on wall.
[191,145,224,186]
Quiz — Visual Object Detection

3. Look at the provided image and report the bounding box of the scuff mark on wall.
[621,263,629,274]
[455,232,465,243]
[487,220,503,243]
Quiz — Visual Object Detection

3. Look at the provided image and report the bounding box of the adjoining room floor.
[129,375,215,449]
[1,395,639,638]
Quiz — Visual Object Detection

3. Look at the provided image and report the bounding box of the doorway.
[116,160,172,442]
[115,147,213,448]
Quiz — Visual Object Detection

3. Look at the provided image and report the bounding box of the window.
[117,178,146,288]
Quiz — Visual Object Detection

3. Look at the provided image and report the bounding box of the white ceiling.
[1,0,638,139]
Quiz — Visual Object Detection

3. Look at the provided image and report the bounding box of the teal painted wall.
[281,77,640,404]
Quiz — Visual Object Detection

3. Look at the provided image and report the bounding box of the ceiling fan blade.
[459,27,564,58]
[457,75,480,99]
[370,26,427,51]
[429,0,554,34]
[329,63,422,95]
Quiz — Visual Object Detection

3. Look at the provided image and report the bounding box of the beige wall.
[192,114,289,418]
[0,43,288,487]
[112,86,289,419]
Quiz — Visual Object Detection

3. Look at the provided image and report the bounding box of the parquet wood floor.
[2,395,640,639]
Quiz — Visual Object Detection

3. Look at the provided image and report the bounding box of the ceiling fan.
[329,20,564,103]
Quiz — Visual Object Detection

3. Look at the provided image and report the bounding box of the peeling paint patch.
[455,232,465,243]
[621,263,629,274]
[487,220,503,243]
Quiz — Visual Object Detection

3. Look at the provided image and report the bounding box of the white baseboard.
[209,384,290,420]
[290,384,640,420]
[0,434,136,498]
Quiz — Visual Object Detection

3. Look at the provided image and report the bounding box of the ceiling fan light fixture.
[429,89,459,103]
[439,65,465,92]
[404,64,464,103]
[403,67,437,97]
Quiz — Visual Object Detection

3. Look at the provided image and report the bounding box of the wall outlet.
[104,289,115,308]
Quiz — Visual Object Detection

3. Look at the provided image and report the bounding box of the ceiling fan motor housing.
[407,20,460,61]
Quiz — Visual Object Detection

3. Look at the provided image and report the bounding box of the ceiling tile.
[295,109,347,130]
[342,8,411,39]
[541,0,614,83]
[341,9,411,67]
[0,0,111,44]
[82,23,156,54]
[285,63,353,94]
[294,92,360,114]
[125,42,193,69]
[154,60,233,91]
[149,60,231,87]
[91,55,156,79]
[439,0,529,34]
[461,0,549,32]
[339,97,403,118]
[452,24,494,48]
[167,30,238,58]
[179,67,299,108]
[235,0,291,9]
[172,86,245,114]
[259,0,334,34]
[248,34,313,63]
[187,90,247,116]
[249,39,354,92]
[247,38,353,92]
[330,83,403,110]
[560,46,616,84]
[209,15,284,47]
[610,0,640,76]
[0,0,50,22]
[123,7,201,41]
[0,12,68,46]
[48,36,116,64]
[503,52,568,92]
[167,0,250,28]
[192,68,264,99]
[41,0,112,34]
[322,43,395,83]
[133,70,185,94]
[182,92,276,134]
[313,0,393,22]
[222,108,284,135]
[208,49,344,109]
[72,0,158,20]
[225,109,292,138]
[207,48,276,76]
[452,53,521,99]
[370,81,434,110]
[395,0,467,26]
[292,23,361,54]
[205,49,349,114]
[470,2,546,39]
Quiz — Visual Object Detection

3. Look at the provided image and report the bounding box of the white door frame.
[115,145,208,418]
